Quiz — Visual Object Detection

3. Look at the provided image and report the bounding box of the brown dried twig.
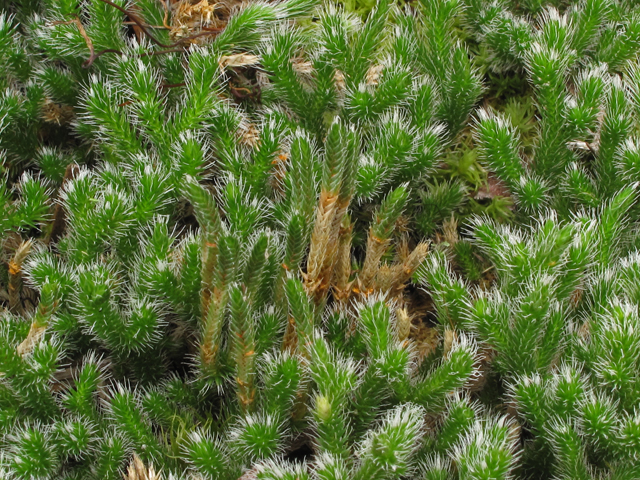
[97,0,224,48]
[123,21,170,29]
[96,0,174,48]
[50,18,99,68]
[52,0,227,69]
[8,240,33,316]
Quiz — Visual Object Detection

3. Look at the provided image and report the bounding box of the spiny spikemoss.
[1,0,640,479]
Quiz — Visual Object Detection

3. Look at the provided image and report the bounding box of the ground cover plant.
[1,0,640,478]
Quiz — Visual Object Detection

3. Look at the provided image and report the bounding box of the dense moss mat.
[1,0,640,478]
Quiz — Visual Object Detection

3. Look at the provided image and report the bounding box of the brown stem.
[51,18,96,66]
[174,28,224,43]
[161,82,187,89]
[96,0,174,48]
[331,216,353,305]
[8,240,32,316]
[83,48,123,68]
[97,0,224,48]
[54,1,227,70]
[123,21,170,29]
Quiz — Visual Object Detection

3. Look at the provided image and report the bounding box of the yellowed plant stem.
[331,216,353,305]
[8,240,33,316]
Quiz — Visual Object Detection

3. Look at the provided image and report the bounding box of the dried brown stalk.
[199,286,226,370]
[443,329,457,357]
[50,18,99,68]
[372,264,394,294]
[317,193,353,297]
[237,373,256,413]
[41,99,74,125]
[304,189,342,304]
[237,120,260,147]
[8,240,33,315]
[170,0,221,42]
[16,322,47,357]
[16,287,61,357]
[97,0,174,48]
[219,53,260,69]
[359,231,392,293]
[412,322,439,362]
[396,307,411,342]
[331,216,353,304]
[199,240,218,322]
[52,0,226,69]
[281,314,298,354]
[441,215,459,247]
[124,454,162,480]
[388,242,430,296]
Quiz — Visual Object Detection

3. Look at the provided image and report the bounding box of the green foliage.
[2,0,640,478]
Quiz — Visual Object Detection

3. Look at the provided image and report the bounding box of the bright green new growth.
[2,0,640,479]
